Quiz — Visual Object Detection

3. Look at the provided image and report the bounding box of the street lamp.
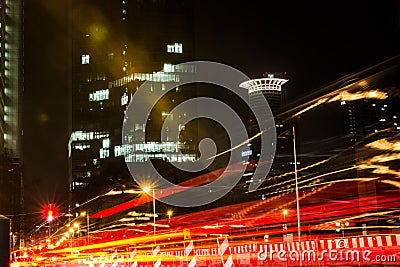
[336,221,350,237]
[143,185,156,244]
[282,209,288,232]
[167,210,173,224]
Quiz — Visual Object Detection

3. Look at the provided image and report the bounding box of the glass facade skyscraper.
[0,0,24,246]
[69,0,198,206]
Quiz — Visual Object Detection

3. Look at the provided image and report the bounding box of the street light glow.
[142,186,151,194]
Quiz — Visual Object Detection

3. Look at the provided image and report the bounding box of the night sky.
[23,1,400,208]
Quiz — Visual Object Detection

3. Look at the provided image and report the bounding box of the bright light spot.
[142,186,151,193]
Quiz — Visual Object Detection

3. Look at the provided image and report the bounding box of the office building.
[0,0,24,246]
[69,0,198,208]
[239,72,293,194]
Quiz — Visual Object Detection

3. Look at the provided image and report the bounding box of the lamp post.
[143,185,156,244]
[336,221,349,237]
[293,126,302,267]
[80,211,90,244]
[167,210,173,225]
[282,209,289,266]
[282,209,288,233]
[69,227,74,253]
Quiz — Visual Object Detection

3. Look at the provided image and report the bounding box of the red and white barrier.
[184,240,196,267]
[218,237,233,267]
[317,235,400,249]
[12,235,400,267]
[153,245,161,267]
[129,248,137,267]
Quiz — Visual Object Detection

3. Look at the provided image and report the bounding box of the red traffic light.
[47,210,53,222]
[43,204,57,222]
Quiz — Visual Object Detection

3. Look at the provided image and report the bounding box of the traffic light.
[47,209,53,222]
[44,204,57,222]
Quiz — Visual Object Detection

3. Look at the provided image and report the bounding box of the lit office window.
[73,144,90,150]
[167,43,183,53]
[121,92,129,106]
[100,148,109,159]
[163,63,173,72]
[102,138,110,148]
[89,89,109,101]
[81,54,90,64]
[71,131,109,141]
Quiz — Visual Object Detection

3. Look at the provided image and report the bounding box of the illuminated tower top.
[240,72,289,115]
[239,72,288,95]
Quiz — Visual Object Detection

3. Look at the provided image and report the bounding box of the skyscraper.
[69,0,197,207]
[0,0,24,245]
[239,72,292,192]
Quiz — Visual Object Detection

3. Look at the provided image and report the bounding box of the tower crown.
[240,76,288,95]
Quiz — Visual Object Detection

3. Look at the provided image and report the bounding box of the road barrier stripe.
[352,237,357,248]
[184,240,196,267]
[218,238,233,267]
[376,236,382,247]
[153,245,161,267]
[129,248,137,267]
[359,237,364,247]
[385,236,392,246]
[367,236,373,247]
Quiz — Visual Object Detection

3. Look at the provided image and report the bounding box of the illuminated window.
[164,63,173,72]
[121,92,129,106]
[73,144,90,150]
[71,131,109,141]
[102,138,110,148]
[89,89,109,101]
[167,43,183,53]
[118,142,197,162]
[81,54,90,64]
[100,148,109,159]
[73,182,88,189]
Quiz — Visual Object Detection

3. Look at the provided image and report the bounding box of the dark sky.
[23,1,400,207]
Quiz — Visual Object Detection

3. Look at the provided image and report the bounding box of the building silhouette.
[69,0,198,211]
[0,0,24,247]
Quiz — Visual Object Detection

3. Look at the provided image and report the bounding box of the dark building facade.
[0,0,24,246]
[69,0,198,209]
[292,56,400,235]
[239,72,293,194]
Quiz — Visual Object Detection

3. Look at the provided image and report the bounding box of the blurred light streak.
[381,179,400,189]
[48,232,183,254]
[366,138,400,151]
